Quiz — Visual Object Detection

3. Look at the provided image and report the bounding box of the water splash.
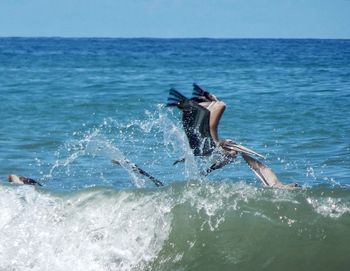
[41,106,204,189]
[135,107,202,180]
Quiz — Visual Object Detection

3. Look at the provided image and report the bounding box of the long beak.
[224,143,265,159]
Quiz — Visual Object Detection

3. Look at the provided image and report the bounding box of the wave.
[1,181,349,271]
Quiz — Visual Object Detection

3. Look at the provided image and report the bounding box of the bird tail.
[166,88,189,107]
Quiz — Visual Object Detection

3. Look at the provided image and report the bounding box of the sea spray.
[43,106,204,191]
[136,107,202,180]
[48,130,147,188]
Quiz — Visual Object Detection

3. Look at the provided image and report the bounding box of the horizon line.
[0,36,349,40]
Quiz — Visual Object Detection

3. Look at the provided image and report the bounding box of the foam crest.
[0,186,172,271]
[307,196,350,218]
[1,182,350,270]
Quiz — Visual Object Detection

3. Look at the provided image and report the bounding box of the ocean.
[0,38,349,270]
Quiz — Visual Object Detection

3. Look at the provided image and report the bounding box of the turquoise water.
[0,38,350,270]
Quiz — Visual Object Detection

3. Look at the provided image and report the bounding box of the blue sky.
[0,0,349,38]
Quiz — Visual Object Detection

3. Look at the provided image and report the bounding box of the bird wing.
[167,88,216,156]
[192,83,225,142]
[192,83,218,102]
[112,159,164,187]
[182,100,216,155]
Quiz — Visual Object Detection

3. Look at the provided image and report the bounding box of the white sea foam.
[1,180,350,271]
[0,186,172,271]
[307,196,350,218]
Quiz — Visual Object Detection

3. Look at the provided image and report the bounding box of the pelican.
[167,83,299,188]
[8,174,42,186]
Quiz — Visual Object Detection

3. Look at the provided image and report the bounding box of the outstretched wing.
[112,159,164,187]
[167,88,216,156]
[192,84,227,143]
[182,100,216,156]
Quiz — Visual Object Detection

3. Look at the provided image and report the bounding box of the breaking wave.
[1,181,349,271]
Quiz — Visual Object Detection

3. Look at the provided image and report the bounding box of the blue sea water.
[0,38,350,270]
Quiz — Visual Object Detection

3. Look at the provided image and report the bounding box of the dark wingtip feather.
[169,88,187,99]
[192,83,206,97]
[193,83,202,90]
[167,88,188,107]
[166,102,179,107]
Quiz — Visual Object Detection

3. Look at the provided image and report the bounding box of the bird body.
[167,84,298,188]
[167,84,264,173]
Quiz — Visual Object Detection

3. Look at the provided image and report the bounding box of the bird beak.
[224,143,266,159]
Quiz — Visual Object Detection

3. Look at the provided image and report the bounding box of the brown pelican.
[167,83,299,188]
[111,155,298,189]
[8,174,42,186]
